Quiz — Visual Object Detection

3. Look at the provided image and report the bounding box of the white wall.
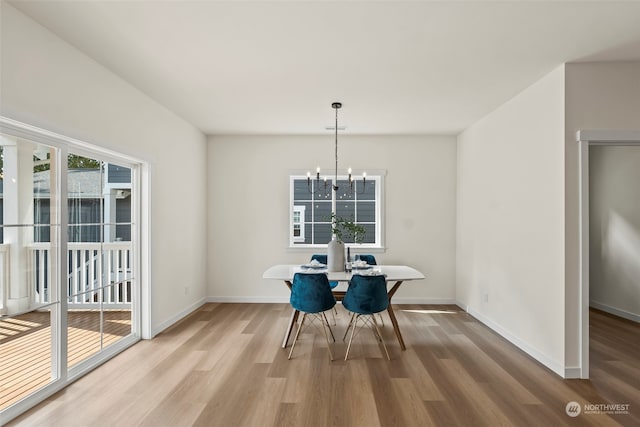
[589,146,640,322]
[0,3,208,336]
[456,66,566,375]
[564,61,640,367]
[207,134,456,303]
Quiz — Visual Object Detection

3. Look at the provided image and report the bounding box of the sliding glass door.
[0,134,62,409]
[0,120,142,421]
[65,154,134,369]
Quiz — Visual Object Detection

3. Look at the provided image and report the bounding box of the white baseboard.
[465,306,566,378]
[391,297,457,305]
[564,367,583,379]
[590,300,640,323]
[205,296,457,305]
[455,301,469,312]
[152,297,207,337]
[206,296,290,303]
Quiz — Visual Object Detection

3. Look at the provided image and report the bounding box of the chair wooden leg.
[372,315,390,361]
[345,314,360,360]
[322,312,336,342]
[342,313,356,342]
[288,313,306,360]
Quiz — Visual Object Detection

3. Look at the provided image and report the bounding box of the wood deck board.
[0,310,131,411]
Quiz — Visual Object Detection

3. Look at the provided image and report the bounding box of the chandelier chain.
[334,104,339,191]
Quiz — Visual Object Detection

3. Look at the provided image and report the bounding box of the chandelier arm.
[357,177,366,195]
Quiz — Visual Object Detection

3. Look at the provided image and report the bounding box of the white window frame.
[288,170,385,249]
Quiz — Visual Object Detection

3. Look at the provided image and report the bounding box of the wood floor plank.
[395,348,444,401]
[342,359,382,427]
[5,304,639,426]
[241,377,287,427]
[391,377,436,426]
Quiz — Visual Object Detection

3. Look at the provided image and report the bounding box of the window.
[292,205,305,242]
[289,172,384,248]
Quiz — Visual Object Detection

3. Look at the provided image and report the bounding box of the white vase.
[327,238,345,272]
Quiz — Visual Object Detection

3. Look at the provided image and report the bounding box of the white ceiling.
[10,1,640,135]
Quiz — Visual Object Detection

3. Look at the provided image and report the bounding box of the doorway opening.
[577,130,640,378]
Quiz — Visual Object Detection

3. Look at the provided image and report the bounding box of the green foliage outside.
[34,154,100,173]
[67,155,100,169]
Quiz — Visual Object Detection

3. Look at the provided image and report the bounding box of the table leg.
[282,280,296,348]
[283,308,300,348]
[386,281,406,350]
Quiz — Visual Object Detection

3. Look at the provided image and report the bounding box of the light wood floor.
[0,310,131,411]
[6,304,639,426]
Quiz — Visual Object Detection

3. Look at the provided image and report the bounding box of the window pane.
[335,179,351,201]
[313,201,332,222]
[336,201,355,219]
[303,223,313,244]
[0,134,59,410]
[358,179,376,200]
[114,186,132,241]
[34,200,52,242]
[293,179,312,201]
[313,179,333,200]
[313,223,332,244]
[356,201,376,222]
[107,163,131,183]
[360,224,376,244]
[67,155,133,369]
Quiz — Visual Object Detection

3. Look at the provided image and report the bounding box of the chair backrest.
[342,274,388,314]
[290,273,336,313]
[310,254,327,264]
[357,254,377,265]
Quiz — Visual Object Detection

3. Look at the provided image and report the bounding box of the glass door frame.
[0,116,148,424]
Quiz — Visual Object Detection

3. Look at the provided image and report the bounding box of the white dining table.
[262,264,425,351]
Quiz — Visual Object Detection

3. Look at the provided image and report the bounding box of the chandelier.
[307,102,366,197]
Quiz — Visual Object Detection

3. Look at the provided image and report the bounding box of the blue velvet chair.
[342,274,390,360]
[289,272,337,360]
[310,254,327,264]
[355,254,377,265]
[310,254,339,289]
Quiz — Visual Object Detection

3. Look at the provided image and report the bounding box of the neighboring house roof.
[1,168,129,199]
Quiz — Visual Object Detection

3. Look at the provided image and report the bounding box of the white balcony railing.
[25,242,133,309]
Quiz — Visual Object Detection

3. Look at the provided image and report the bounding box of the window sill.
[287,245,386,253]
